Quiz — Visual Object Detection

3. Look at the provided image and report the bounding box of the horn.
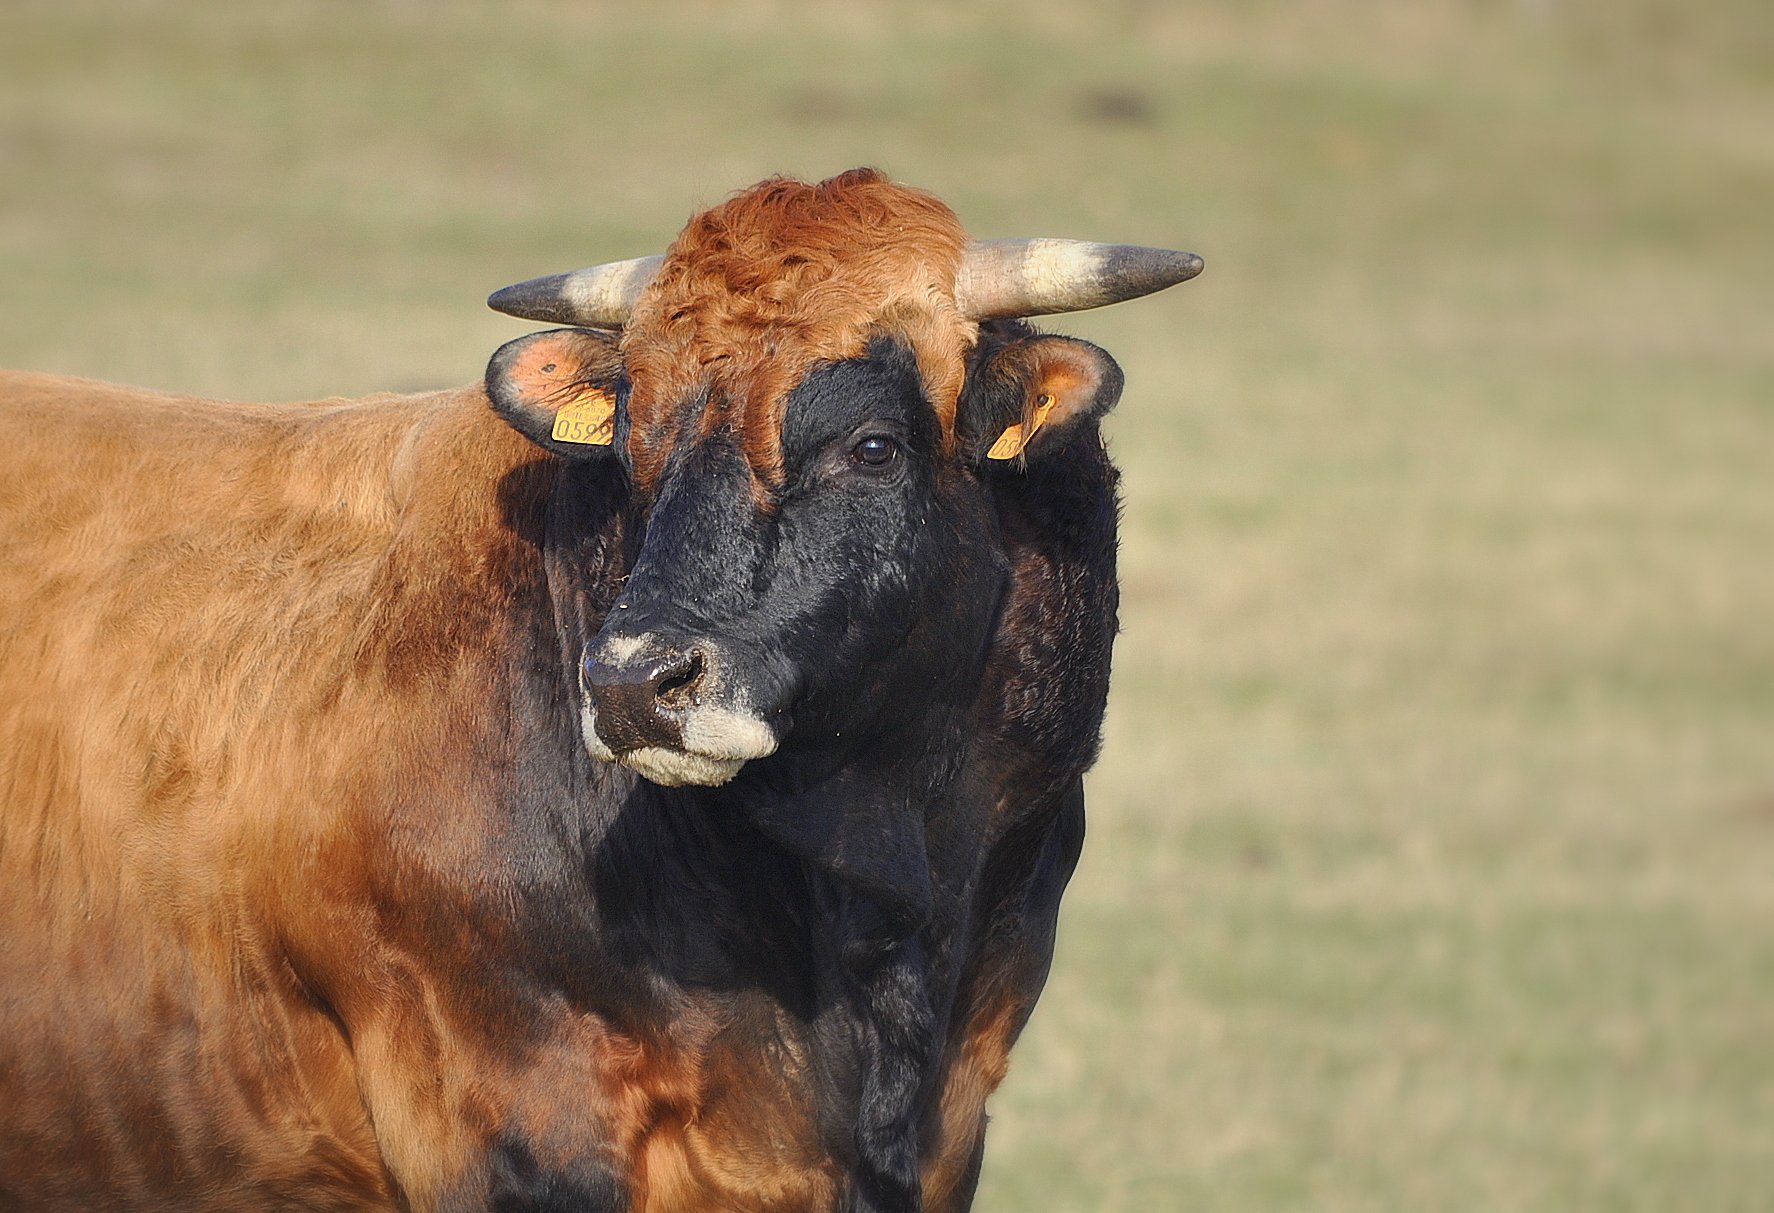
[488,239,1202,326]
[486,255,665,328]
[954,239,1203,320]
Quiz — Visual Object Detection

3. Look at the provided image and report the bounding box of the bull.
[0,169,1200,1212]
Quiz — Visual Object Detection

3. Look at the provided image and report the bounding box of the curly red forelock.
[619,169,977,493]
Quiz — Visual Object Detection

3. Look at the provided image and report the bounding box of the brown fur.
[620,169,976,493]
[0,370,511,1208]
[919,991,1023,1213]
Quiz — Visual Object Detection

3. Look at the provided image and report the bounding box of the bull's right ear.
[486,327,625,461]
[956,331,1125,467]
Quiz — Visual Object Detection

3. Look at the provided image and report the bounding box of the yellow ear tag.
[986,393,1057,460]
[549,386,616,446]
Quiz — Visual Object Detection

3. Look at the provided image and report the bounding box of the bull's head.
[483,171,1197,908]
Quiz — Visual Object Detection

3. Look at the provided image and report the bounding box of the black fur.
[475,324,1124,1212]
[486,1137,625,1213]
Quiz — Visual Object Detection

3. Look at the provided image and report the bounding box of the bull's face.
[488,325,1122,796]
[481,167,1198,922]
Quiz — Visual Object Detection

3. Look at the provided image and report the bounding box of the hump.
[0,371,531,540]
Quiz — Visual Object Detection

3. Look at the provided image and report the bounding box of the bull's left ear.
[958,334,1125,465]
[486,327,625,461]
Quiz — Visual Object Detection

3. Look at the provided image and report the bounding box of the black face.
[577,337,1008,793]
[487,318,1123,915]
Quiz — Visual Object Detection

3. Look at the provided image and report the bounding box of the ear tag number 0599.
[551,387,616,446]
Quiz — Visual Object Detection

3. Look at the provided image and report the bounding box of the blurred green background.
[3,1,1770,1208]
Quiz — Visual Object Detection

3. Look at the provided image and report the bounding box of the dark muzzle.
[581,645,706,752]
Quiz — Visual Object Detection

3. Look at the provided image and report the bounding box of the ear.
[958,334,1124,465]
[486,327,625,461]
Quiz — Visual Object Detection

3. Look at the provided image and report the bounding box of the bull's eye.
[851,435,899,468]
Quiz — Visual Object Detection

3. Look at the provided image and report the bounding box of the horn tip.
[487,274,573,323]
[1106,245,1204,294]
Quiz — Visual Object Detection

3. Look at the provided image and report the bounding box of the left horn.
[954,239,1203,320]
[487,255,664,328]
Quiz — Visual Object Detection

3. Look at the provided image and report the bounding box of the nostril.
[582,640,714,753]
[654,649,705,710]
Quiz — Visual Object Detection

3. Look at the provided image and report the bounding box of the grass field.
[3,2,1770,1209]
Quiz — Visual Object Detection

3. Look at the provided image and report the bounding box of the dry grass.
[3,2,1770,1208]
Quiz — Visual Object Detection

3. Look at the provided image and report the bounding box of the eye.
[851,435,899,468]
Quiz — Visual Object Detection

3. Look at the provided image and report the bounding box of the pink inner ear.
[1029,344,1105,428]
[509,335,601,414]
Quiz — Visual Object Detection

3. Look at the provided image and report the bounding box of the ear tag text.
[986,393,1057,460]
[550,387,616,446]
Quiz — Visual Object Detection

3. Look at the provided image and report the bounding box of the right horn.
[486,255,665,328]
[953,239,1203,320]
